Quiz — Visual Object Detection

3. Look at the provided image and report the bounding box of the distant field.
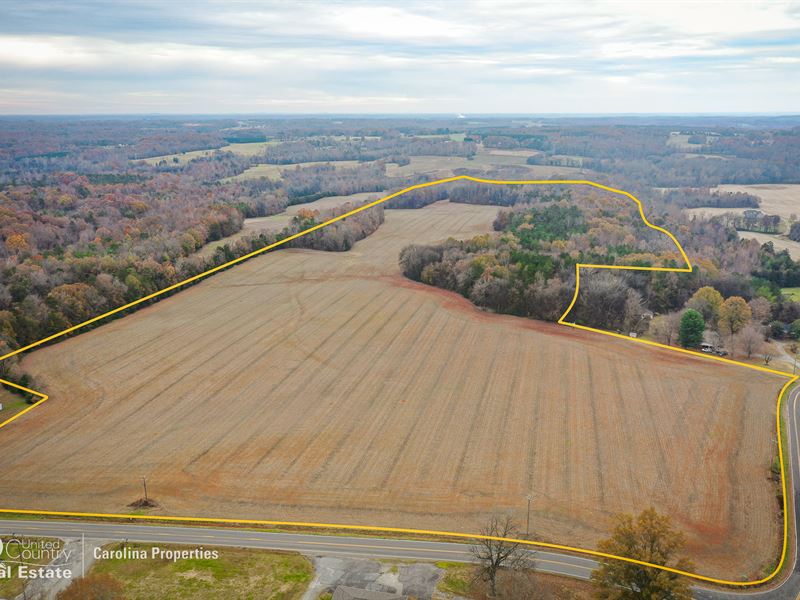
[684,206,741,220]
[221,141,281,155]
[715,184,800,221]
[139,141,278,165]
[686,185,800,245]
[281,191,384,216]
[139,147,221,165]
[485,148,539,158]
[385,153,585,177]
[145,145,582,181]
[224,160,362,182]
[683,152,730,160]
[197,191,384,258]
[196,214,290,259]
[1,199,783,579]
[413,133,466,141]
[666,132,704,150]
[737,231,800,259]
[386,155,475,175]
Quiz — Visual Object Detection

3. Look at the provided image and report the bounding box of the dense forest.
[400,189,800,354]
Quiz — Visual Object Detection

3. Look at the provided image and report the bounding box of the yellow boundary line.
[0,176,796,586]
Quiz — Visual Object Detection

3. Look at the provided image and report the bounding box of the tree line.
[467,507,693,599]
[398,189,800,353]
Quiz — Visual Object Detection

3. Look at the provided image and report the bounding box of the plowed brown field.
[0,201,785,579]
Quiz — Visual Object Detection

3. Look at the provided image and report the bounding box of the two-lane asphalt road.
[2,385,798,598]
[0,520,596,580]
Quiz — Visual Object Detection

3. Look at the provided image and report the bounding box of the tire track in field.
[230,285,409,475]
[583,350,607,505]
[6,282,304,458]
[242,285,414,476]
[678,387,722,512]
[451,334,504,490]
[524,330,547,506]
[490,329,524,492]
[34,283,317,462]
[231,207,497,481]
[374,312,471,489]
[724,390,748,544]
[560,346,574,509]
[119,280,329,460]
[80,287,255,371]
[82,253,321,373]
[607,357,643,508]
[408,324,483,487]
[303,297,441,486]
[45,278,355,464]
[345,304,444,485]
[631,362,671,497]
[425,329,504,492]
[82,279,296,384]
[693,387,727,522]
[179,281,394,470]
[76,264,305,386]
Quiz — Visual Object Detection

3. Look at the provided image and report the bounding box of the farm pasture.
[738,231,800,260]
[385,154,585,177]
[224,160,363,182]
[711,184,799,221]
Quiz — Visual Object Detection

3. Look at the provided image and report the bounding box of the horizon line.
[0,112,799,119]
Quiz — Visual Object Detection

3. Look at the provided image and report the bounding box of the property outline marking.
[0,175,797,586]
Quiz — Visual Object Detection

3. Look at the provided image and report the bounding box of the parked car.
[700,342,728,356]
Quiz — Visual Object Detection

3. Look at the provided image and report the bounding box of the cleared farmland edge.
[0,176,797,587]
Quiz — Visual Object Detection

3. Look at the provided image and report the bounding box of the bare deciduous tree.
[623,288,646,334]
[471,514,530,598]
[648,311,682,346]
[575,271,630,331]
[749,296,773,325]
[736,324,766,359]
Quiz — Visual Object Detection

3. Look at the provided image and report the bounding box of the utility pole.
[141,476,148,503]
[526,494,532,538]
[791,343,798,375]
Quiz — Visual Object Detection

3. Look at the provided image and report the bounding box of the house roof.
[332,586,407,600]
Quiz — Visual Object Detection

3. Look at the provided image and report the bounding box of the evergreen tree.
[679,309,705,348]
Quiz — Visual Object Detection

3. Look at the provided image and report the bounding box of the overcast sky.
[1,0,799,115]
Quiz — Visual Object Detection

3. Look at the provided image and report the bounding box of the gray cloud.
[0,0,798,113]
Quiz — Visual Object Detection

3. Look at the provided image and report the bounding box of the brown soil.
[0,201,785,580]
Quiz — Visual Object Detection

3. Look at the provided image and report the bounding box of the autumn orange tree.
[591,507,693,600]
[718,296,753,355]
[719,296,752,335]
[686,286,723,325]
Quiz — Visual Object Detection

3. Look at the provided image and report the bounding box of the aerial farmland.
[0,198,785,580]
